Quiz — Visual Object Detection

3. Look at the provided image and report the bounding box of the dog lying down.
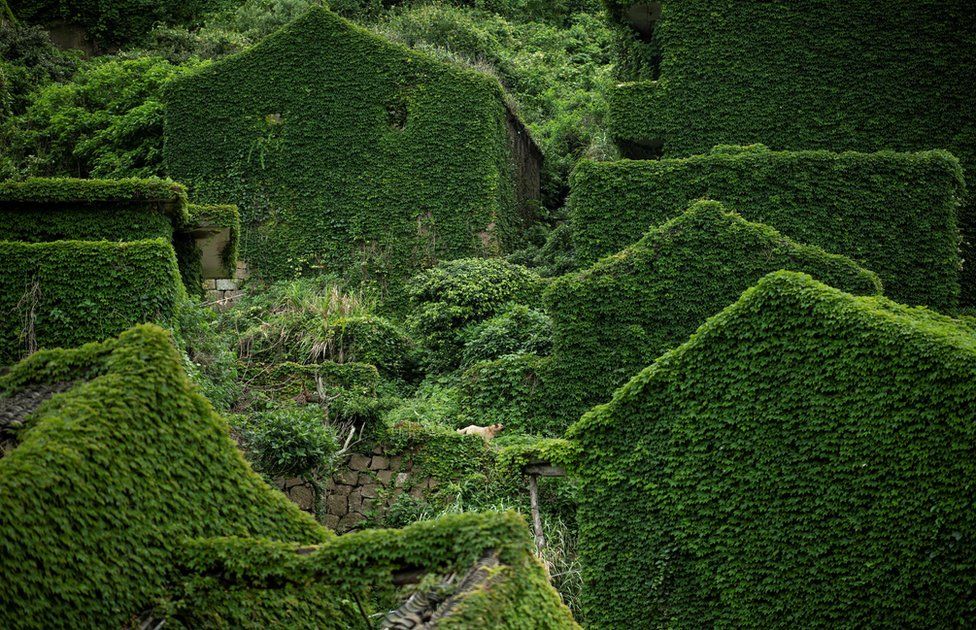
[456,423,504,441]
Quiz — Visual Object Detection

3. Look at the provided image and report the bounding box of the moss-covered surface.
[0,238,185,364]
[165,7,532,302]
[163,512,578,629]
[568,271,976,627]
[569,148,964,309]
[546,200,882,424]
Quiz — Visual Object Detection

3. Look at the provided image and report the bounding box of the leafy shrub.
[0,23,77,117]
[458,352,553,434]
[506,222,578,277]
[230,277,371,358]
[461,303,551,368]
[407,258,545,371]
[325,315,420,381]
[138,0,317,62]
[228,277,419,380]
[11,0,223,47]
[4,56,195,178]
[238,405,339,480]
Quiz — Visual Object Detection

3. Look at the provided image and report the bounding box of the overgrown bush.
[407,258,544,371]
[461,303,551,368]
[137,0,317,62]
[0,23,77,117]
[3,56,195,178]
[507,222,578,277]
[171,296,239,411]
[229,277,419,382]
[11,0,223,47]
[238,405,339,480]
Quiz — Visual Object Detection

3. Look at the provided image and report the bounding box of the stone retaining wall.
[281,445,437,533]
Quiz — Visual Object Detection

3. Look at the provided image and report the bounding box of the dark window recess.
[387,96,408,130]
[618,138,664,160]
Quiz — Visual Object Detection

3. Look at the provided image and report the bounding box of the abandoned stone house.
[164,7,542,296]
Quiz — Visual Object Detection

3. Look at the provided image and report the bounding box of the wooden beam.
[524,464,565,477]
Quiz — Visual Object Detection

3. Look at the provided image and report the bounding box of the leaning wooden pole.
[528,472,545,550]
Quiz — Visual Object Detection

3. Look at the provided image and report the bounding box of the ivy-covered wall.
[569,147,964,310]
[0,239,184,364]
[0,176,240,302]
[604,0,976,302]
[0,176,188,240]
[165,7,538,303]
[546,200,882,424]
[568,271,976,627]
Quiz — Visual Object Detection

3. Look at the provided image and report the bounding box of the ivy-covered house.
[568,271,976,627]
[568,146,965,310]
[164,7,541,303]
[544,199,882,425]
[0,177,238,364]
[602,0,976,303]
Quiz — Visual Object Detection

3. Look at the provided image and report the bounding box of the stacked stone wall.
[282,445,438,533]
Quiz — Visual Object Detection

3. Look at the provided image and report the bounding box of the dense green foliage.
[2,56,194,178]
[407,257,545,371]
[163,511,578,628]
[239,405,340,479]
[165,7,531,297]
[570,147,964,309]
[170,295,240,410]
[459,352,553,434]
[547,200,882,423]
[0,22,77,118]
[9,0,222,47]
[606,1,976,303]
[460,303,551,368]
[0,238,184,364]
[226,276,417,381]
[0,324,329,628]
[568,271,976,627]
[372,4,615,210]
